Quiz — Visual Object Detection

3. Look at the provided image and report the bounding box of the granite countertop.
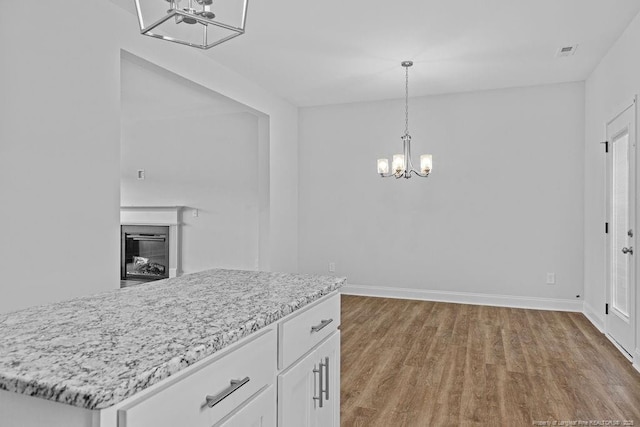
[0,269,345,410]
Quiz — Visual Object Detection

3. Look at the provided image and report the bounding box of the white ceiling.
[115,0,640,107]
[206,0,640,106]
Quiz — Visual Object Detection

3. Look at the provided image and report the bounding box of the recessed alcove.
[120,52,270,279]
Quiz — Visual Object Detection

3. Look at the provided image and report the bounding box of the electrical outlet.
[328,262,335,273]
[546,273,556,285]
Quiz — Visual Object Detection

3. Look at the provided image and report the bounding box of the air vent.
[556,45,578,57]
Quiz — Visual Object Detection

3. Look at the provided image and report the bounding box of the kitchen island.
[0,269,345,426]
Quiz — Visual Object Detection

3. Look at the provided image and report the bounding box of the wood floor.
[340,295,640,426]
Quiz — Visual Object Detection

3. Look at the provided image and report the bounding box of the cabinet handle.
[323,356,329,401]
[313,365,323,408]
[205,377,250,408]
[311,318,333,333]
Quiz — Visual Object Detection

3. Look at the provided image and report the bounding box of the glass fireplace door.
[121,225,170,281]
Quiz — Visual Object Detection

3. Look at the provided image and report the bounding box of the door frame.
[604,96,638,361]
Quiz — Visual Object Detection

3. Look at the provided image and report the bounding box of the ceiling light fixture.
[377,61,432,179]
[134,0,249,49]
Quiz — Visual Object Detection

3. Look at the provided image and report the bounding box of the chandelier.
[377,61,432,179]
[134,0,249,49]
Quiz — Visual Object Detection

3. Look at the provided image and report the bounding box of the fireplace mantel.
[120,206,184,278]
[120,206,183,226]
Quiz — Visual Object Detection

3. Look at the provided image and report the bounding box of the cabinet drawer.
[214,384,276,427]
[278,293,340,369]
[118,328,276,427]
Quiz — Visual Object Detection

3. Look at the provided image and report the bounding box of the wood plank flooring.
[340,295,640,426]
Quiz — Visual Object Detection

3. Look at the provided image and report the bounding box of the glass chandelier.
[134,0,249,49]
[377,61,432,179]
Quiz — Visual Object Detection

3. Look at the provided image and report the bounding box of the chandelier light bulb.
[392,154,404,174]
[420,154,432,174]
[377,159,390,174]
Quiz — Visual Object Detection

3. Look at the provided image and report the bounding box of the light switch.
[546,273,555,285]
[137,169,145,180]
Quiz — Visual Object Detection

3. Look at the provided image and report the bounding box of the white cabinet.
[116,292,341,427]
[278,342,319,427]
[0,292,341,427]
[117,328,277,427]
[214,385,276,427]
[315,332,340,427]
[276,292,341,427]
[278,332,340,427]
[278,293,341,369]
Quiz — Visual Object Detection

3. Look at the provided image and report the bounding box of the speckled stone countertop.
[0,269,345,410]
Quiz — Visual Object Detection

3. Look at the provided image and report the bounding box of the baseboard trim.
[605,334,633,361]
[341,284,583,312]
[634,350,640,374]
[582,302,605,333]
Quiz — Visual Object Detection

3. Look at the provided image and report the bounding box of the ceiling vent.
[556,45,578,57]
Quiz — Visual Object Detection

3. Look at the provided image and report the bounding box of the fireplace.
[121,225,170,282]
[120,206,183,282]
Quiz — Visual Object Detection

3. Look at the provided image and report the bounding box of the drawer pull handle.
[205,377,250,408]
[313,364,324,408]
[311,319,333,333]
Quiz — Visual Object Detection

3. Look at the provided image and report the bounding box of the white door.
[606,100,637,358]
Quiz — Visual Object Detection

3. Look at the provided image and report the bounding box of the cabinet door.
[214,385,276,427]
[277,346,320,427]
[278,331,340,427]
[316,332,340,427]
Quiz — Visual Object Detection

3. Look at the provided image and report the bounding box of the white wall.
[0,0,299,313]
[584,11,640,364]
[121,112,260,273]
[299,82,585,305]
[120,55,263,273]
[116,4,300,276]
[0,2,120,313]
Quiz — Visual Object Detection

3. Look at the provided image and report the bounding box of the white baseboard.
[582,302,605,333]
[341,283,583,312]
[605,334,633,361]
[585,303,639,366]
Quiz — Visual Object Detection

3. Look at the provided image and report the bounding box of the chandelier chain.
[405,65,409,136]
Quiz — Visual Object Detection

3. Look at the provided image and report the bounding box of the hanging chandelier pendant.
[377,61,432,179]
[134,0,249,49]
